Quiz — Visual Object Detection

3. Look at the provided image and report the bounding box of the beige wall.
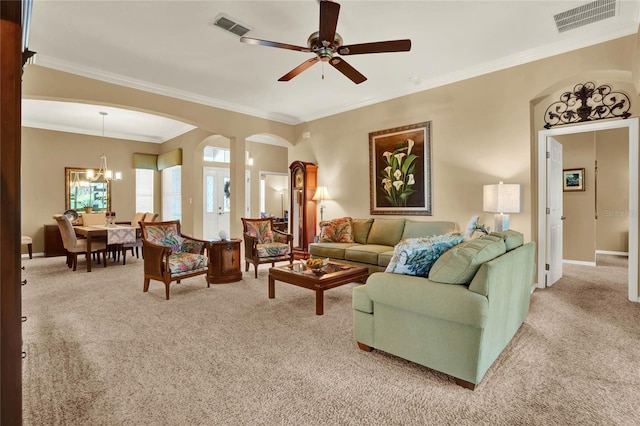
[556,133,596,262]
[292,36,638,246]
[20,33,640,300]
[596,128,629,253]
[262,174,288,219]
[22,65,295,241]
[22,127,160,253]
[553,129,629,262]
[247,143,289,218]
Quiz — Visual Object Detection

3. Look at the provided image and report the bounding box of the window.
[135,169,154,213]
[260,177,266,213]
[162,166,181,221]
[204,146,230,163]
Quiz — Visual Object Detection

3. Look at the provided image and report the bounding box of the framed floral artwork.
[563,168,585,192]
[369,121,432,215]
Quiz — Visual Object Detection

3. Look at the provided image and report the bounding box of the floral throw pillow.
[319,217,354,243]
[385,232,466,277]
[245,220,274,244]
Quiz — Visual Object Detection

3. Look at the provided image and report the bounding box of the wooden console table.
[207,239,242,284]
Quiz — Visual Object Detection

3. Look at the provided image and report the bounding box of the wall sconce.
[312,186,331,222]
[483,182,521,232]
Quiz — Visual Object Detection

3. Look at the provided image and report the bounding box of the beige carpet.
[22,254,639,425]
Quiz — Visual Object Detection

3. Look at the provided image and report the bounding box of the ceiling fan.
[240,0,411,84]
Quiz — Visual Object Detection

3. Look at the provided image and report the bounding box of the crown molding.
[34,21,638,127]
[34,55,303,126]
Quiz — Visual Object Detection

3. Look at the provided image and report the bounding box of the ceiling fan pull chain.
[322,62,325,80]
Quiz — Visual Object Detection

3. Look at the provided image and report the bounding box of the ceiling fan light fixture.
[240,0,410,83]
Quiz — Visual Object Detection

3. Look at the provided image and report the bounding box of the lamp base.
[493,214,510,232]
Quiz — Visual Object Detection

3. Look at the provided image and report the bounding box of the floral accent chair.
[242,217,294,278]
[140,220,210,300]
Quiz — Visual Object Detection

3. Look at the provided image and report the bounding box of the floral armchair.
[242,217,294,278]
[140,220,209,300]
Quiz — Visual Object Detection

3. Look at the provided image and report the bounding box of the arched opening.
[531,73,639,302]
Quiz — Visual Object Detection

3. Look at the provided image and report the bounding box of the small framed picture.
[563,168,585,192]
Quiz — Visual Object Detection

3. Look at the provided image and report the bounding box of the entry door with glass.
[203,167,231,240]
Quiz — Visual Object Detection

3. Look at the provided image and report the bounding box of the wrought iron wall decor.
[543,81,631,129]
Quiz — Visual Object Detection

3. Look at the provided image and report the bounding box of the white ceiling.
[23,0,640,142]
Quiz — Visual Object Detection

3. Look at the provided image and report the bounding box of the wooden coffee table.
[268,261,369,315]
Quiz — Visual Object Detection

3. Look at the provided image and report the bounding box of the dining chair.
[53,214,107,271]
[120,212,146,264]
[81,212,107,226]
[143,212,159,222]
[21,235,33,259]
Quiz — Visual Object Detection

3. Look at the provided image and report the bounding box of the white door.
[547,137,563,286]
[203,167,231,240]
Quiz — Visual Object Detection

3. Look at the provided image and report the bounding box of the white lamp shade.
[312,187,331,201]
[483,183,521,213]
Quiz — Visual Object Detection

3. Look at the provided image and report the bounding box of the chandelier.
[87,111,122,182]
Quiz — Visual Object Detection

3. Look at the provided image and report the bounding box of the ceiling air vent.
[554,0,616,33]
[210,13,251,37]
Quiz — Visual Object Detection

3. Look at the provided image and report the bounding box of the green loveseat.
[308,218,457,273]
[352,231,535,390]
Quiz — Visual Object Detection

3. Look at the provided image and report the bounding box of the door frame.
[537,118,639,302]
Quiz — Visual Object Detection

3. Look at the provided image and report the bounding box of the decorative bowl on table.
[304,258,328,275]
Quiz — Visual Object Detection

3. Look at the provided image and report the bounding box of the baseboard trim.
[562,259,596,267]
[595,250,629,257]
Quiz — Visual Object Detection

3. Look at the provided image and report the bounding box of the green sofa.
[352,231,535,390]
[308,218,457,273]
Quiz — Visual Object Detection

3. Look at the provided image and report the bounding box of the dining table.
[74,224,137,272]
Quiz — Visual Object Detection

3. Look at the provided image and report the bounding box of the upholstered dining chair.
[241,217,294,278]
[53,214,107,271]
[143,212,159,222]
[120,212,146,264]
[81,212,107,226]
[140,220,210,300]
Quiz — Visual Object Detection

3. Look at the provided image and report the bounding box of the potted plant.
[82,202,93,214]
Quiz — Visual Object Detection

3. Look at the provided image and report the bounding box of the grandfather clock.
[289,161,317,259]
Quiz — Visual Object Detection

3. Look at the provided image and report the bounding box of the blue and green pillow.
[385,232,466,277]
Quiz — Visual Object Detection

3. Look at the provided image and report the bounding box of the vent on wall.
[554,0,616,33]
[210,13,251,37]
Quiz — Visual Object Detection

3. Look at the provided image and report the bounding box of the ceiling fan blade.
[240,36,311,53]
[337,39,412,55]
[329,57,366,84]
[319,0,340,43]
[278,57,320,81]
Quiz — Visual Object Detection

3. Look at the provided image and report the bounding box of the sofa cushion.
[168,252,208,275]
[401,220,457,240]
[345,245,393,265]
[319,216,354,243]
[490,230,524,251]
[366,219,405,246]
[428,235,506,284]
[256,242,290,258]
[309,242,358,260]
[377,250,395,267]
[352,218,374,244]
[385,232,466,277]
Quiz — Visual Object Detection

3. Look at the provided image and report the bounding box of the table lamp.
[483,182,521,232]
[312,187,331,222]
